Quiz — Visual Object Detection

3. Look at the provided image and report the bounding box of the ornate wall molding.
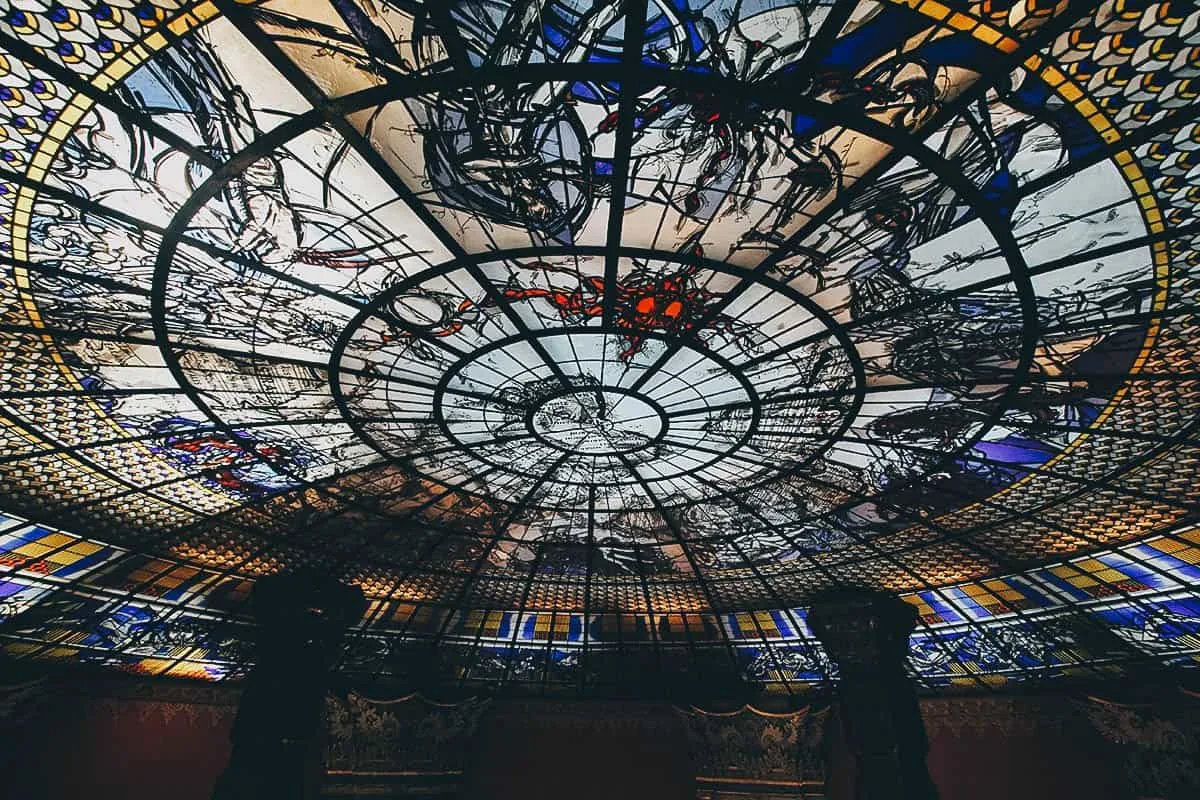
[1082,689,1200,800]
[486,698,683,735]
[31,672,1169,800]
[676,704,828,799]
[90,693,239,729]
[920,695,1084,739]
[322,692,490,799]
[325,692,491,775]
[61,675,241,729]
[0,673,50,730]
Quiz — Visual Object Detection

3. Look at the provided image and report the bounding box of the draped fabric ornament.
[325,692,490,772]
[0,0,1197,693]
[676,704,828,799]
[1084,690,1200,800]
[0,652,48,731]
[323,692,489,797]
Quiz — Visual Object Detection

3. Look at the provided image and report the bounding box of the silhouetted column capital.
[249,572,367,667]
[807,590,917,671]
[808,590,937,800]
[213,572,366,800]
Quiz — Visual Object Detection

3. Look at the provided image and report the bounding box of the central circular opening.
[529,389,665,455]
[329,267,861,507]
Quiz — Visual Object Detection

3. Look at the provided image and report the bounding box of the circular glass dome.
[0,0,1196,690]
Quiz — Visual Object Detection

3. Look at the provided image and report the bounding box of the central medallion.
[330,262,859,509]
[528,389,666,455]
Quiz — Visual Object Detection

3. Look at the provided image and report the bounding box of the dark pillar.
[213,572,366,800]
[808,591,938,800]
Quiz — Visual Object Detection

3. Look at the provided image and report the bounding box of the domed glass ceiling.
[0,0,1198,693]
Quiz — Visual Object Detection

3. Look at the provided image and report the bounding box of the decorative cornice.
[676,704,828,787]
[79,678,242,708]
[30,674,1157,744]
[1080,690,1200,798]
[0,674,50,728]
[326,692,490,775]
[88,693,239,728]
[485,698,685,734]
[919,695,1085,738]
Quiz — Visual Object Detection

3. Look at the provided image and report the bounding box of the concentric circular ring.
[525,387,666,456]
[321,256,863,508]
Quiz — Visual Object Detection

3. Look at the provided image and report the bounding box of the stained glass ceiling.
[0,0,1198,694]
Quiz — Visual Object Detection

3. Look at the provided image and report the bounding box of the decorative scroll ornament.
[0,673,48,731]
[675,704,828,798]
[324,692,491,776]
[1083,692,1200,800]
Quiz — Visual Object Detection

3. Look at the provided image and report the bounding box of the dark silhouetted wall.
[4,682,1125,800]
